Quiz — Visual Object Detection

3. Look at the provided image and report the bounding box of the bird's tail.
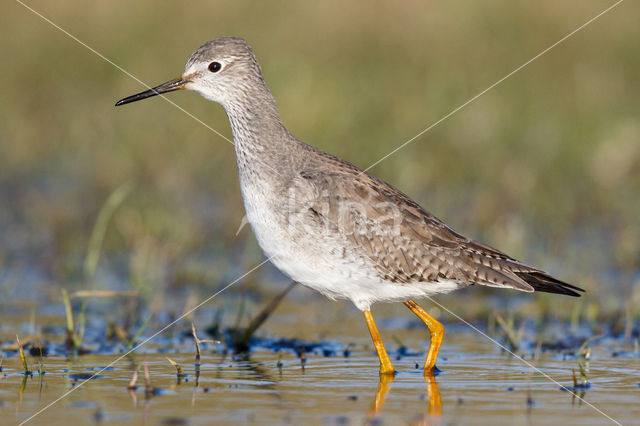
[515,271,585,297]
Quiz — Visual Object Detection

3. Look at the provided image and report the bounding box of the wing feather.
[290,146,583,296]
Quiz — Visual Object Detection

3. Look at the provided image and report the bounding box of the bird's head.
[115,36,264,108]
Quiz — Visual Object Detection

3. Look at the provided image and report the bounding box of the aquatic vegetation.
[166,357,186,380]
[61,289,85,351]
[16,336,31,376]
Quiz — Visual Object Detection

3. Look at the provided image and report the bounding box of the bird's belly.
[240,180,465,310]
[269,245,465,311]
[245,199,359,286]
[241,186,376,298]
[245,203,464,310]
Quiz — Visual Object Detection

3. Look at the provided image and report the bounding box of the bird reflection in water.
[367,373,442,422]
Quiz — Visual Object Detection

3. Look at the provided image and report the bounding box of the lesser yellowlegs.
[116,37,584,375]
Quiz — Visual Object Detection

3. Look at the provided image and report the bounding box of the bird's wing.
[290,159,582,296]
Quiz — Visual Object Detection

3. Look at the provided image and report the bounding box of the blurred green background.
[1,0,638,320]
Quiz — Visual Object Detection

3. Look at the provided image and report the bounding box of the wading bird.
[116,37,583,375]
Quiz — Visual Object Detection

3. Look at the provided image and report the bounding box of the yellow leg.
[363,311,395,375]
[403,300,444,373]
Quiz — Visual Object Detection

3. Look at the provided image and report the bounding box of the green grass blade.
[83,181,134,281]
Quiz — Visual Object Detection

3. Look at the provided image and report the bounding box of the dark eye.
[208,62,221,73]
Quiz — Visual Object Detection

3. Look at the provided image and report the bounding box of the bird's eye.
[208,62,222,73]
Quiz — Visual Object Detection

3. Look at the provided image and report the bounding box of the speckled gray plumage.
[288,143,582,296]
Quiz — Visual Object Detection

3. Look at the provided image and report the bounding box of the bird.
[115,36,584,376]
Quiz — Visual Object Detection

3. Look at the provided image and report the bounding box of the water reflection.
[368,373,442,422]
[369,374,394,415]
[424,373,443,417]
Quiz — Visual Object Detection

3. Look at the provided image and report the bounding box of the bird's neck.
[223,83,295,181]
[224,85,287,146]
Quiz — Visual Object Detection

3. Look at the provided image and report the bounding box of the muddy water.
[1,297,638,426]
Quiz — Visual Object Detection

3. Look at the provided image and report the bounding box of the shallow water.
[1,299,638,426]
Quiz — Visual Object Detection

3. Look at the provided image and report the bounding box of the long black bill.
[115,77,187,106]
